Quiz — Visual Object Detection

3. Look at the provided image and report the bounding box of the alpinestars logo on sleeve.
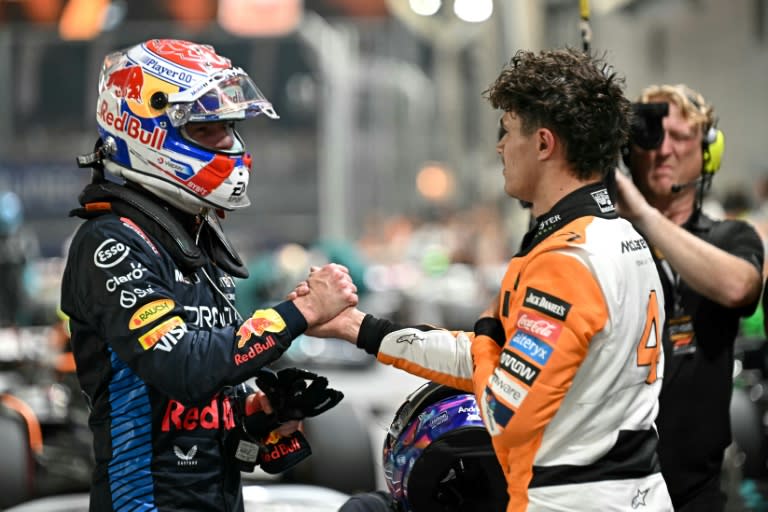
[631,488,649,508]
[396,333,423,344]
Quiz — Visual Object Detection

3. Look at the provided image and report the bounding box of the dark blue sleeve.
[66,216,306,404]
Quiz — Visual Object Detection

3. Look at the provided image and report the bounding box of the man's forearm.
[637,209,761,307]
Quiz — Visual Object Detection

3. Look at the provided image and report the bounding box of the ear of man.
[537,128,556,160]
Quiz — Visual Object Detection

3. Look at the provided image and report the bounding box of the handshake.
[225,263,367,475]
[288,263,366,342]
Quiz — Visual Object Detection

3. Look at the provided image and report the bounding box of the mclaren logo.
[621,238,649,253]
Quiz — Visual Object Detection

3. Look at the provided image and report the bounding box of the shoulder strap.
[71,182,250,278]
[70,182,207,274]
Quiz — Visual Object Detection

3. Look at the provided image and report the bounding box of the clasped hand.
[291,263,358,327]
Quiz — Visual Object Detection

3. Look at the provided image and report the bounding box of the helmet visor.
[167,70,279,127]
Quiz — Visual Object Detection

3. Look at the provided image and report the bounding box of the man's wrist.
[291,296,318,327]
[634,205,661,233]
[358,314,388,355]
[339,308,366,342]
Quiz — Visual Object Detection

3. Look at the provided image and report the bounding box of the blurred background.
[0,0,767,319]
[2,0,768,509]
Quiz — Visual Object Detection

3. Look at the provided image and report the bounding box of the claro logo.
[161,395,235,432]
[129,299,175,330]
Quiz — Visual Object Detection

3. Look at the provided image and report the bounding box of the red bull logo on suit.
[236,309,286,348]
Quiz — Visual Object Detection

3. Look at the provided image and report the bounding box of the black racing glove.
[226,369,343,474]
[227,419,312,474]
[257,430,312,474]
[226,389,312,474]
[254,367,344,422]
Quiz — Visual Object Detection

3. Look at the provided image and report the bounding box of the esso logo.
[94,238,130,268]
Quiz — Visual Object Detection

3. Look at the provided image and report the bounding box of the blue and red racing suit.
[60,186,307,512]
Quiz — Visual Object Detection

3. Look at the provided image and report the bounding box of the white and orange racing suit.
[356,183,673,511]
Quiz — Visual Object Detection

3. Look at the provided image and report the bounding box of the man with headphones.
[616,83,764,511]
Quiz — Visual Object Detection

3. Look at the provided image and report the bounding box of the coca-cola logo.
[516,311,562,343]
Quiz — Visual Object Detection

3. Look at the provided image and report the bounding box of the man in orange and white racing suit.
[299,49,674,511]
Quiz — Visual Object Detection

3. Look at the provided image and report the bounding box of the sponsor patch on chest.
[523,287,571,321]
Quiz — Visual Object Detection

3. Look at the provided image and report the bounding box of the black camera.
[630,102,669,150]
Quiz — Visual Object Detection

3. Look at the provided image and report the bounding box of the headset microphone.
[670,177,702,193]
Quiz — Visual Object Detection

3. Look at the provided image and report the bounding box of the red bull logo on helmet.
[99,100,167,151]
[105,65,145,103]
[145,39,231,74]
[236,309,286,349]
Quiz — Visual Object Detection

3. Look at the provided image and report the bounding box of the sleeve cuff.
[358,314,400,355]
[273,300,308,338]
[473,317,505,347]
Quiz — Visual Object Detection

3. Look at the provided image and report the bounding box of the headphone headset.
[701,122,724,175]
[684,90,724,175]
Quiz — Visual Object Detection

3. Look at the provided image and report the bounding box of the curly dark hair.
[484,48,631,180]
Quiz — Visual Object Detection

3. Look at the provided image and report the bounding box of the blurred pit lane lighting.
[218,0,302,37]
[276,243,309,274]
[59,0,110,40]
[294,336,328,358]
[454,0,493,23]
[101,0,127,32]
[416,162,454,202]
[363,265,389,293]
[409,0,441,17]
[364,263,423,293]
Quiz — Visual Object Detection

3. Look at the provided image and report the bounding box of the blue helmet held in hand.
[383,382,507,512]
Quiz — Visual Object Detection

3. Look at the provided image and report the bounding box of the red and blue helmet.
[95,39,278,213]
[383,383,507,511]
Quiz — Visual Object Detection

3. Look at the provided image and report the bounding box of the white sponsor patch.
[590,188,615,213]
[120,289,137,308]
[489,369,528,408]
[183,305,236,328]
[105,262,147,292]
[94,238,130,268]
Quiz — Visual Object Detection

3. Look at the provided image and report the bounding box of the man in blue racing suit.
[60,39,357,512]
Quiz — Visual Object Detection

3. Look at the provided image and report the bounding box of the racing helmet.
[94,39,279,214]
[383,382,507,512]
